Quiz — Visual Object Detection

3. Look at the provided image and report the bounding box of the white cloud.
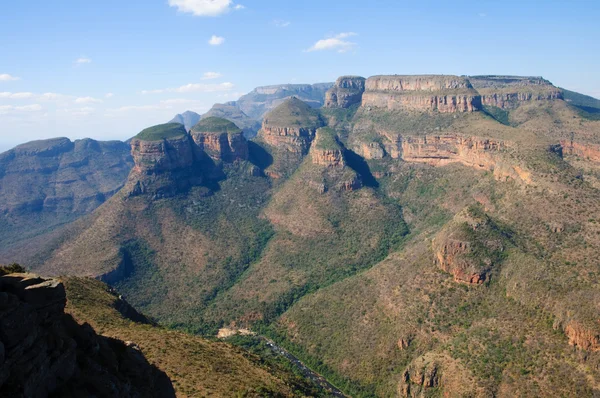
[40,93,63,100]
[75,96,103,104]
[105,93,114,98]
[168,0,244,17]
[0,104,43,114]
[75,57,92,65]
[60,107,95,117]
[273,19,291,28]
[141,81,234,95]
[307,32,358,53]
[208,35,225,46]
[0,74,20,82]
[0,92,34,99]
[202,71,222,80]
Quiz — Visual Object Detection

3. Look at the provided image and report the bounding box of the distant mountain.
[561,88,600,118]
[236,83,333,119]
[0,137,133,260]
[202,102,261,138]
[169,110,201,130]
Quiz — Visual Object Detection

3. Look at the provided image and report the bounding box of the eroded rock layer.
[469,75,563,109]
[324,76,366,109]
[362,75,482,112]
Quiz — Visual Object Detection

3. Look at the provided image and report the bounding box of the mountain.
[0,138,133,262]
[202,102,262,139]
[0,267,322,397]
[168,110,201,130]
[236,82,333,119]
[8,74,600,397]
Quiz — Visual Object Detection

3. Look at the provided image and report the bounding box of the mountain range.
[2,74,600,397]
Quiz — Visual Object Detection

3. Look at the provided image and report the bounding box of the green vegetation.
[264,97,323,128]
[0,263,26,275]
[135,123,188,141]
[483,105,510,125]
[191,116,242,134]
[313,127,341,150]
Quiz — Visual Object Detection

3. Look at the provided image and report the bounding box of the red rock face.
[311,149,345,168]
[190,131,248,162]
[481,91,562,109]
[260,126,316,154]
[560,140,600,163]
[362,75,482,113]
[564,321,600,351]
[130,136,194,174]
[435,239,487,285]
[324,76,366,109]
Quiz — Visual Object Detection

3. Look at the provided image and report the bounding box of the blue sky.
[1,0,599,151]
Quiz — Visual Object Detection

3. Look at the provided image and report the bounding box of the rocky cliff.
[362,75,481,113]
[0,271,173,397]
[324,76,366,109]
[259,97,325,178]
[0,137,132,216]
[127,120,249,197]
[236,83,333,119]
[469,75,563,109]
[560,139,600,163]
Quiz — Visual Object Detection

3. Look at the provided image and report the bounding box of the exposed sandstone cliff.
[310,128,345,168]
[362,75,481,113]
[190,116,249,162]
[560,139,600,163]
[324,76,366,109]
[469,75,563,109]
[433,208,507,285]
[0,272,173,397]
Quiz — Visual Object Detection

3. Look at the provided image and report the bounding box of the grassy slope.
[62,277,320,397]
[136,123,188,141]
[191,116,242,134]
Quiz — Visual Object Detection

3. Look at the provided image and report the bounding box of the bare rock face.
[560,139,600,163]
[324,76,366,108]
[362,75,482,113]
[0,272,173,397]
[259,98,324,178]
[131,134,194,175]
[310,128,345,168]
[563,321,600,351]
[190,117,249,162]
[433,207,507,285]
[469,75,563,109]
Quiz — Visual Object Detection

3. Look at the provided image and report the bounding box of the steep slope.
[169,110,201,131]
[0,270,174,397]
[203,102,262,139]
[237,83,333,119]
[0,138,133,261]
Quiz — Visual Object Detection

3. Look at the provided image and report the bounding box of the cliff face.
[190,117,249,162]
[469,76,563,109]
[560,140,600,163]
[0,138,132,216]
[130,135,195,175]
[324,76,366,109]
[362,75,482,113]
[0,272,173,397]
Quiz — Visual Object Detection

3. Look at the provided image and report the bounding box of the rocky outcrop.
[310,128,345,168]
[560,140,600,163]
[433,208,506,285]
[0,137,132,215]
[469,76,563,109]
[236,83,333,119]
[563,321,600,351]
[324,76,366,108]
[0,272,173,397]
[131,133,194,175]
[362,75,482,113]
[190,117,249,162]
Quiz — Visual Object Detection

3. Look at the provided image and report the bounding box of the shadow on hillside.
[248,141,273,170]
[344,149,379,188]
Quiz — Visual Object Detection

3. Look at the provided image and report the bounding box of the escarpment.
[560,139,600,163]
[324,76,366,108]
[469,75,563,109]
[0,272,173,397]
[362,75,482,113]
[127,120,249,197]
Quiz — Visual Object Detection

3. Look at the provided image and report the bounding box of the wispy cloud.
[75,57,92,65]
[0,74,20,82]
[141,81,234,95]
[202,72,223,80]
[0,104,43,114]
[208,35,225,46]
[273,19,291,28]
[105,93,114,98]
[168,0,244,17]
[306,32,358,53]
[0,92,34,99]
[75,96,103,104]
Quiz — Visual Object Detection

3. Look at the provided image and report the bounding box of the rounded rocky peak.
[135,123,188,142]
[263,97,323,128]
[191,117,242,134]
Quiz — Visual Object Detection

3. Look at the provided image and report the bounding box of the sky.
[1,0,600,151]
